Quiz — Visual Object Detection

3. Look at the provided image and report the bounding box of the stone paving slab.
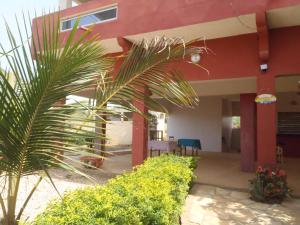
[181,184,300,225]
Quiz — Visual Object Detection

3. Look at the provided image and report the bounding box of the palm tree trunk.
[16,176,43,221]
[6,175,20,225]
[100,111,106,156]
[96,102,106,157]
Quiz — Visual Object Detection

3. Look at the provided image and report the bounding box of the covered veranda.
[33,0,300,173]
[194,151,300,196]
[73,28,300,193]
[150,75,300,195]
[96,151,300,196]
[119,20,300,172]
[45,1,300,198]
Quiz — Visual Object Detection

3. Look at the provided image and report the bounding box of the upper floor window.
[61,6,117,31]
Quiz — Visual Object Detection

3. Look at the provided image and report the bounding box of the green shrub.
[33,155,197,225]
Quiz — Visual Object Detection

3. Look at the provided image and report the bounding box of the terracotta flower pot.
[80,156,104,168]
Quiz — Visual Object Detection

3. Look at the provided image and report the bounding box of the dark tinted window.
[61,7,117,31]
[278,112,300,135]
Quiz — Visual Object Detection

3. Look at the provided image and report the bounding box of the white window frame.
[60,6,118,32]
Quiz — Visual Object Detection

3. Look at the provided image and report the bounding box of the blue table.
[177,139,202,156]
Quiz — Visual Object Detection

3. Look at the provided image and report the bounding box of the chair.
[150,130,163,141]
[168,136,182,155]
[149,130,163,157]
[276,145,283,164]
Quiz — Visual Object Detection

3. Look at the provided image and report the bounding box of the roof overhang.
[99,4,300,53]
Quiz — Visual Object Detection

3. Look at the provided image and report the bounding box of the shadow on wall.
[222,99,240,153]
[231,128,240,152]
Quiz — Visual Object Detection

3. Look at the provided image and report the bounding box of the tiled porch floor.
[194,152,253,190]
[193,151,300,196]
[182,184,300,225]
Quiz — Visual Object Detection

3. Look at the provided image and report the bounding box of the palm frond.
[0,11,204,224]
[96,37,201,114]
[0,14,112,224]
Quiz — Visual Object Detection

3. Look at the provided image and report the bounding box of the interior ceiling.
[190,77,256,97]
[188,75,300,98]
[267,4,300,29]
[75,75,300,99]
[276,75,300,93]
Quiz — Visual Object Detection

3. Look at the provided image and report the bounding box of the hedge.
[32,155,198,225]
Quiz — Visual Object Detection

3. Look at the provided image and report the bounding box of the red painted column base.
[240,94,256,172]
[132,100,148,167]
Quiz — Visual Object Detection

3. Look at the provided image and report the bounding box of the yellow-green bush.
[33,155,197,225]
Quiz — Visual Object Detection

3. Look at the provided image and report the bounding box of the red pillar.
[256,73,277,166]
[132,99,148,166]
[240,94,256,172]
[116,37,148,166]
[54,98,66,159]
[95,104,106,156]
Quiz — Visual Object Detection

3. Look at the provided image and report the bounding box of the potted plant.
[249,166,291,204]
[80,137,104,169]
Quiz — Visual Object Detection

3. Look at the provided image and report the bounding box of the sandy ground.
[0,154,132,222]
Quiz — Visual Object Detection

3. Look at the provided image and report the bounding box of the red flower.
[277,169,286,177]
[257,166,263,173]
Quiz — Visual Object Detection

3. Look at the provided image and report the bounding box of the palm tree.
[0,13,201,225]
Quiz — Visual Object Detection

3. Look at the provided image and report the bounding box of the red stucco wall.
[31,0,300,167]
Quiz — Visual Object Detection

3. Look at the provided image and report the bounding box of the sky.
[0,0,60,68]
[0,0,91,103]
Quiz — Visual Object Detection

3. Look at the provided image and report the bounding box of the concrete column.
[95,105,106,156]
[132,98,148,167]
[54,98,66,159]
[256,72,277,166]
[116,37,147,167]
[240,93,256,172]
[59,0,73,10]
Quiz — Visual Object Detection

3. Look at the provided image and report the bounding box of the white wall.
[106,121,132,146]
[222,99,232,152]
[167,96,222,152]
[277,92,300,112]
[59,0,72,9]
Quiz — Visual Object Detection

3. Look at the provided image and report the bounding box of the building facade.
[34,0,300,172]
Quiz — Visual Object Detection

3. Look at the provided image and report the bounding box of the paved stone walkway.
[181,184,300,225]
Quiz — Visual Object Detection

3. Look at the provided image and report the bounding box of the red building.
[34,0,300,172]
